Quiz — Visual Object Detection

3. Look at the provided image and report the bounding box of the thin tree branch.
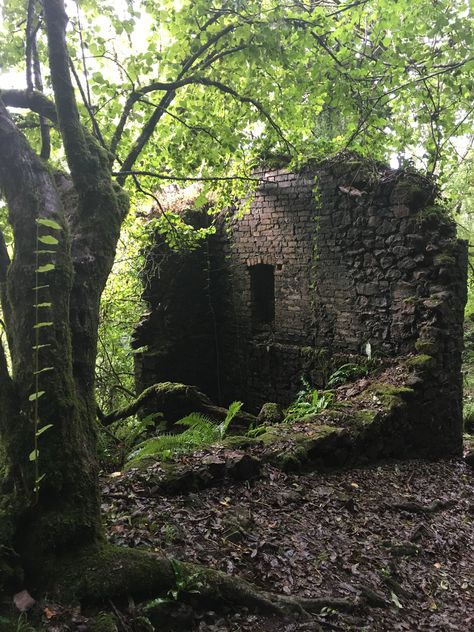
[110,92,137,157]
[327,0,371,19]
[32,37,51,160]
[127,176,199,250]
[311,31,347,68]
[116,90,176,185]
[25,0,37,92]
[368,58,474,101]
[440,108,474,152]
[180,23,238,75]
[193,44,247,73]
[193,77,292,152]
[74,0,93,109]
[136,96,223,145]
[113,170,261,183]
[68,55,107,148]
[97,329,135,408]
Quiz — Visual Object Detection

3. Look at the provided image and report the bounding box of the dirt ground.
[100,447,474,631]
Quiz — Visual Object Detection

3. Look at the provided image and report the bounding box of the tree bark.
[0,98,104,579]
[0,0,129,591]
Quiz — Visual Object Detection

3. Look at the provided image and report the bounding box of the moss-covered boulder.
[257,402,285,425]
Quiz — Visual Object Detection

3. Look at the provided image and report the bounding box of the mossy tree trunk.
[0,0,127,587]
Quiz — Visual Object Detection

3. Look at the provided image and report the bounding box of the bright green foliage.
[284,379,334,423]
[127,401,242,464]
[1,0,472,186]
[446,151,474,313]
[96,215,147,412]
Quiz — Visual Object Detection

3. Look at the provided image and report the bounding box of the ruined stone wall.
[133,157,467,456]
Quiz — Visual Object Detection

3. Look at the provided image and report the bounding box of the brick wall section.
[134,157,467,456]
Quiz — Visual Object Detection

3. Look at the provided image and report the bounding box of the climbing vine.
[29,217,62,497]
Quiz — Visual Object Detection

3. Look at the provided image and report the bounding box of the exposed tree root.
[386,499,456,514]
[99,381,255,431]
[42,544,357,622]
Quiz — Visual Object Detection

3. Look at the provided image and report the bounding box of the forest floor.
[97,441,474,632]
[16,327,474,631]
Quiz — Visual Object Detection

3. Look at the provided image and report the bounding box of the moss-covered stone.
[366,384,414,409]
[266,426,347,472]
[402,296,421,305]
[220,435,262,449]
[414,339,437,355]
[257,429,280,444]
[257,402,284,424]
[351,409,379,427]
[434,254,456,267]
[403,354,435,371]
[415,203,449,221]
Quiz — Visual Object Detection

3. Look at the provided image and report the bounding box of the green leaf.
[36,218,62,230]
[193,191,208,209]
[28,391,45,401]
[36,264,55,273]
[38,235,59,245]
[29,449,39,461]
[36,424,53,437]
[33,367,54,375]
[33,322,53,329]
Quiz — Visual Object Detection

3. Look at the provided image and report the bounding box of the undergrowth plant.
[284,361,372,424]
[284,378,334,423]
[127,401,243,465]
[326,362,369,388]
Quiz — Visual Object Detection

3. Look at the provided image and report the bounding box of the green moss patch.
[403,354,435,371]
[366,383,414,409]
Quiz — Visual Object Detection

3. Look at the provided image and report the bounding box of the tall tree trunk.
[0,0,127,584]
[0,102,101,584]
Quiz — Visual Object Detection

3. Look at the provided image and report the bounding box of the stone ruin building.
[133,157,467,460]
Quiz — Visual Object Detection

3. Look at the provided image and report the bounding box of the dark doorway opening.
[249,264,275,325]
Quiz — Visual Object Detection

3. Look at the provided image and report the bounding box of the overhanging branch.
[117,75,292,184]
[112,170,261,183]
[0,89,58,124]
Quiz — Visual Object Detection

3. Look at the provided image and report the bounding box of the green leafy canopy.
[1,0,472,187]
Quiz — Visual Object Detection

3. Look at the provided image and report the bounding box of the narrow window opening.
[249,264,275,325]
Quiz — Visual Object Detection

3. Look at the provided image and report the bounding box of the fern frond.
[218,400,243,438]
[176,413,215,430]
